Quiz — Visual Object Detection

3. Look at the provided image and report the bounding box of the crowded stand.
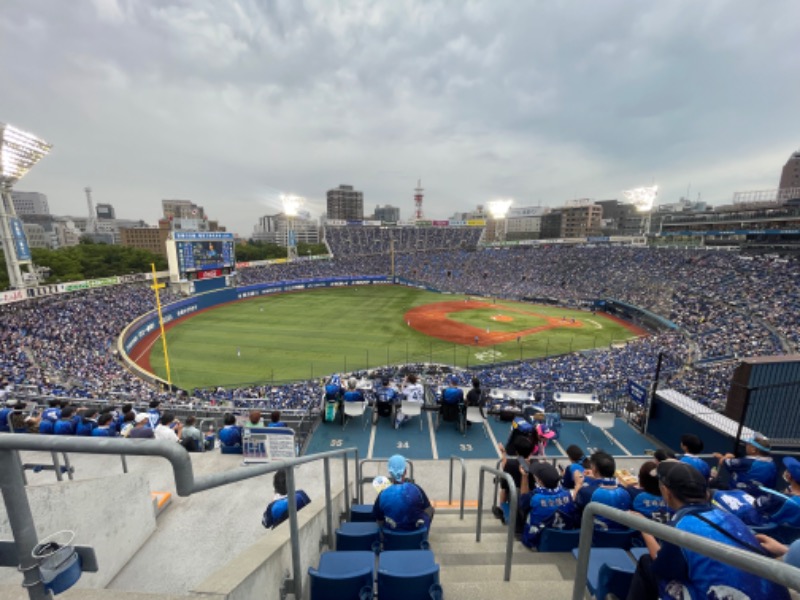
[0,240,798,422]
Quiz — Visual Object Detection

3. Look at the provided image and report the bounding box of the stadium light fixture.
[280,194,303,262]
[0,122,52,289]
[623,185,658,213]
[281,194,303,218]
[487,198,513,220]
[0,123,52,185]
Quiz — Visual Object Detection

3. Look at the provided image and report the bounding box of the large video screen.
[176,240,235,274]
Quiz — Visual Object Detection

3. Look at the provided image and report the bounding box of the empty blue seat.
[309,551,375,600]
[537,528,581,552]
[350,504,376,522]
[382,527,429,551]
[593,527,638,549]
[773,524,800,545]
[337,522,381,552]
[378,550,441,600]
[572,548,636,600]
[629,547,649,561]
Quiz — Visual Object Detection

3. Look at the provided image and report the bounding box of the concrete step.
[437,548,577,570]
[439,563,565,583]
[443,580,578,600]
[429,531,509,545]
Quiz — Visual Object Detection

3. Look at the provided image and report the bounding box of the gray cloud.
[2,0,799,235]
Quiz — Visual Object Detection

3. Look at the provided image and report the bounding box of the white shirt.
[154,424,179,442]
[403,383,425,403]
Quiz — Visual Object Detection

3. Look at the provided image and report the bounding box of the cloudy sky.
[2,0,799,236]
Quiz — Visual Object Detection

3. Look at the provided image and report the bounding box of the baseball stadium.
[2,221,800,600]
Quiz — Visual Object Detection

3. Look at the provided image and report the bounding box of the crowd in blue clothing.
[0,243,798,419]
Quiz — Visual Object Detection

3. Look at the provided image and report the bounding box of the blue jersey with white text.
[520,486,577,548]
[680,454,711,479]
[373,482,432,531]
[262,491,311,529]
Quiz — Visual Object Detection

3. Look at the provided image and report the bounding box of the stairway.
[429,509,580,599]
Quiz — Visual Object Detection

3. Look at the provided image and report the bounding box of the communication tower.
[85,186,97,234]
[414,179,424,221]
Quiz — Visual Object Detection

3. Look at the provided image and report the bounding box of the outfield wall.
[118,276,392,387]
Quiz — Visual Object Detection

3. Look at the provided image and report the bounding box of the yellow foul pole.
[150,263,172,386]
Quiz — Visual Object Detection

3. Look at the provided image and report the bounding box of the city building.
[373,204,400,224]
[326,185,363,221]
[540,210,563,239]
[10,191,49,215]
[119,220,171,256]
[595,200,647,236]
[561,202,603,238]
[779,150,800,193]
[252,212,319,245]
[22,223,48,249]
[161,199,225,232]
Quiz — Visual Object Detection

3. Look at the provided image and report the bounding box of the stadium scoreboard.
[166,232,235,282]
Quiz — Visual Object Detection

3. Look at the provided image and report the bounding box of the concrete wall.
[191,485,347,600]
[0,473,156,590]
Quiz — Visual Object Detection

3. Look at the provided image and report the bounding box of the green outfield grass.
[147,285,640,389]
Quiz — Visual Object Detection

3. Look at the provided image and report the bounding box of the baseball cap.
[784,457,800,482]
[745,435,771,453]
[530,462,561,489]
[134,414,149,424]
[657,460,707,502]
[447,374,459,385]
[387,454,407,481]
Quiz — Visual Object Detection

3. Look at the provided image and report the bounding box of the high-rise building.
[161,199,221,231]
[253,212,319,245]
[373,204,400,223]
[119,219,171,256]
[10,191,49,215]
[779,150,800,192]
[561,203,603,238]
[326,185,363,221]
[506,206,548,241]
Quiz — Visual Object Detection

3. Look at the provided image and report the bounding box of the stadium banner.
[466,219,486,226]
[363,220,381,226]
[448,220,466,227]
[0,288,27,306]
[346,220,364,226]
[242,427,296,464]
[325,219,347,226]
[10,217,32,261]
[415,220,432,227]
[627,380,648,405]
[432,220,449,226]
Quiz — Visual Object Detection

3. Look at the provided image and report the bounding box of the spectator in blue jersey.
[37,399,61,435]
[128,413,155,439]
[573,450,631,530]
[54,406,78,436]
[439,375,464,425]
[118,403,134,430]
[626,460,790,600]
[756,456,800,526]
[374,377,399,421]
[373,454,434,532]
[267,411,287,428]
[75,408,99,436]
[561,445,587,491]
[324,375,344,402]
[341,377,365,425]
[712,489,765,526]
[0,399,14,433]
[519,461,577,548]
[91,413,116,437]
[714,434,777,497]
[218,413,242,448]
[262,470,311,529]
[99,406,119,436]
[495,436,535,525]
[679,433,710,479]
[626,461,672,523]
[146,400,162,429]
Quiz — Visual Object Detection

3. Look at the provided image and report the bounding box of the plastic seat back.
[350,504,377,523]
[336,522,381,552]
[378,550,439,600]
[382,528,428,551]
[571,547,634,599]
[593,527,637,549]
[537,528,581,552]
[310,551,375,600]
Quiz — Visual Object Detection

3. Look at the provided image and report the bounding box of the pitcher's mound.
[491,314,514,323]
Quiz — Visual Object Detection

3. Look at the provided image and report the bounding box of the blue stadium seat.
[308,551,375,600]
[220,445,243,455]
[537,528,581,552]
[593,527,638,549]
[350,504,376,522]
[572,548,636,600]
[773,524,800,545]
[377,550,441,600]
[336,522,381,552]
[629,547,649,561]
[381,527,429,551]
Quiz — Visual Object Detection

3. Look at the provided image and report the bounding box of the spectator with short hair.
[373,455,434,532]
[573,450,631,530]
[92,413,116,437]
[261,470,311,529]
[37,399,61,435]
[495,436,535,524]
[679,433,710,479]
[76,408,99,436]
[714,434,777,497]
[519,462,577,548]
[626,460,672,523]
[267,411,287,428]
[562,445,586,491]
[53,406,77,436]
[180,415,204,451]
[155,412,182,442]
[218,413,242,448]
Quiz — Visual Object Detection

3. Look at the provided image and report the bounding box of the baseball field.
[144,285,644,389]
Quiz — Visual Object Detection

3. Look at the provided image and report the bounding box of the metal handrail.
[0,435,359,600]
[447,455,466,520]
[572,502,800,600]
[476,466,517,582]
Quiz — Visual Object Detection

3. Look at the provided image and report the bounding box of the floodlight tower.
[623,185,658,236]
[281,194,302,262]
[0,123,52,289]
[487,198,513,244]
[414,179,424,221]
